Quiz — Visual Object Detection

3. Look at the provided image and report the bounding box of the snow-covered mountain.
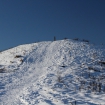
[0,39,105,105]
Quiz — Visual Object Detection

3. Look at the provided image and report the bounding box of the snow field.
[0,39,105,105]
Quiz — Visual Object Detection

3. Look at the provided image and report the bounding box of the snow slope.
[0,39,105,105]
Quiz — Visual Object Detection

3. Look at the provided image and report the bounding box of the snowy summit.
[0,39,105,105]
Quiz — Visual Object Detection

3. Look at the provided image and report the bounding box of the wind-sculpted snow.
[0,39,105,105]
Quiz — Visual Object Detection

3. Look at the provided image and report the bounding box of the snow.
[0,39,105,105]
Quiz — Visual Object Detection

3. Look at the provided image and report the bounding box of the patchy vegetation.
[14,55,23,58]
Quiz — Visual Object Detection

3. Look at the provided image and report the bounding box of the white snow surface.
[0,39,105,105]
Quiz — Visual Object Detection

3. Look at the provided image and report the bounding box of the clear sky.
[0,0,105,50]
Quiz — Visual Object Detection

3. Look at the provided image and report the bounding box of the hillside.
[0,39,105,105]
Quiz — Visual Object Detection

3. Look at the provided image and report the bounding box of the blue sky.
[0,0,105,50]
